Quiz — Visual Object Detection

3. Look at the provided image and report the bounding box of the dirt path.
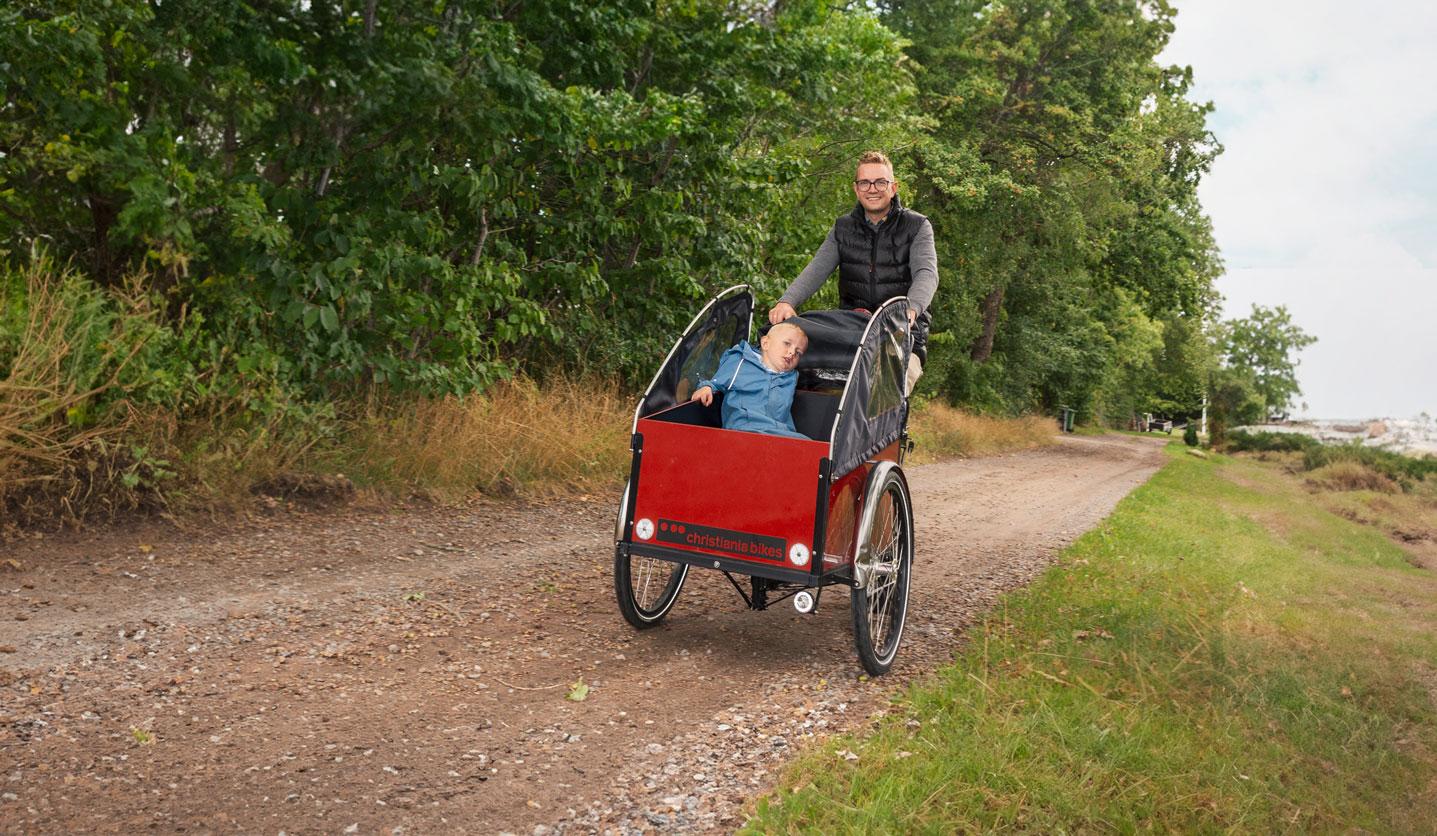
[1,434,1167,834]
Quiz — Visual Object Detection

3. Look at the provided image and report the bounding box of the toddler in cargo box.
[691,321,810,440]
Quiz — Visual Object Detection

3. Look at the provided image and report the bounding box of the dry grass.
[3,271,1063,529]
[1,261,153,523]
[339,376,632,499]
[1305,461,1400,494]
[160,404,332,512]
[1315,475,1437,570]
[907,400,1058,463]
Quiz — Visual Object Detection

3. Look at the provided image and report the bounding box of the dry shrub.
[908,401,1057,463]
[343,376,631,499]
[163,405,331,511]
[0,261,155,524]
[1305,461,1399,494]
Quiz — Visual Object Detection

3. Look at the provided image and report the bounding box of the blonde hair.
[857,150,892,169]
[769,320,808,343]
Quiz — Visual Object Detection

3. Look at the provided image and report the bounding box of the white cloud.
[1163,1,1437,417]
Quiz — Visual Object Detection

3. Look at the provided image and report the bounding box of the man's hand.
[768,302,797,325]
[692,385,715,406]
[907,307,917,326]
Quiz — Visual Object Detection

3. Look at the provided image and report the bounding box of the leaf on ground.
[566,678,590,702]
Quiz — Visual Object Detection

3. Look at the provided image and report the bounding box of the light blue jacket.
[698,342,808,439]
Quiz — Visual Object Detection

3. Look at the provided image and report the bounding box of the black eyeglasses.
[854,178,892,191]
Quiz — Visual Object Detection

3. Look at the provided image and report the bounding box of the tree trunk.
[970,284,1005,362]
[89,195,118,286]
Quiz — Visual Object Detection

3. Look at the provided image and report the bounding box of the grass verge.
[745,444,1437,832]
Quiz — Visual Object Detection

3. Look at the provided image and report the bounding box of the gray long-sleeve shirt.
[779,213,938,317]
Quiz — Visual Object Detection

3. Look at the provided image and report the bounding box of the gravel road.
[1,433,1167,833]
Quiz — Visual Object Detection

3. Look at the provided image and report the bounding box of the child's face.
[760,325,807,373]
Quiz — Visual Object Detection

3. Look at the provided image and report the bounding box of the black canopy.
[824,299,912,475]
[636,288,911,476]
[634,285,753,428]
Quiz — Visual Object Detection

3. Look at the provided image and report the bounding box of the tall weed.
[1,256,329,524]
[908,400,1056,463]
[0,257,169,521]
[337,377,631,499]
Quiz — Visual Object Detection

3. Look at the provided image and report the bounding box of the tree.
[1206,366,1264,447]
[1219,304,1316,416]
[0,0,915,393]
[879,0,1223,415]
[2,0,1229,421]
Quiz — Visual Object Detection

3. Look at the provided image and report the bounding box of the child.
[691,321,810,439]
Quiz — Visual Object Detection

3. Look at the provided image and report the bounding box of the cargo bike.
[612,285,917,675]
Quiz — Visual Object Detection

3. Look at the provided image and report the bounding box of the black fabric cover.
[638,287,753,421]
[829,299,911,476]
[759,309,871,372]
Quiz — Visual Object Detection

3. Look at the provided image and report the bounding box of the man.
[768,150,938,393]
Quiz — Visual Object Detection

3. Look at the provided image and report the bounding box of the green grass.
[746,444,1437,832]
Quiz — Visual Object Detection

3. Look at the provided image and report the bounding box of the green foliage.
[1222,430,1317,454]
[1183,421,1198,447]
[1206,366,1265,447]
[2,0,1236,514]
[1,0,913,392]
[1218,304,1317,415]
[872,0,1223,419]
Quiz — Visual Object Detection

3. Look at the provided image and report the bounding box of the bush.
[1184,422,1199,447]
[1298,443,1437,490]
[1225,430,1318,454]
[1227,430,1437,493]
[1,257,180,521]
[1304,462,1399,494]
[1,255,331,524]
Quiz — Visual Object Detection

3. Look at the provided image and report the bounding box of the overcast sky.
[1161,1,1437,419]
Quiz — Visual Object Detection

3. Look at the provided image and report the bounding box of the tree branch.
[470,207,489,265]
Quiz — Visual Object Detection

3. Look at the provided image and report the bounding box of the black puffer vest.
[833,197,931,362]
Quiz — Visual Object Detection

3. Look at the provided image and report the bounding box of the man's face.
[853,162,897,216]
[760,324,807,373]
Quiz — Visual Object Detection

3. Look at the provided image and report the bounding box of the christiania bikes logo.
[656,519,785,562]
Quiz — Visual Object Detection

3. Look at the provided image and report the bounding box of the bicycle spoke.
[637,558,657,609]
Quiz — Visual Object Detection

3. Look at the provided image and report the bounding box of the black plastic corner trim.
[621,433,644,543]
[809,457,832,579]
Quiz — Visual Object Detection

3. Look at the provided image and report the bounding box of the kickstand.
[722,572,755,609]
